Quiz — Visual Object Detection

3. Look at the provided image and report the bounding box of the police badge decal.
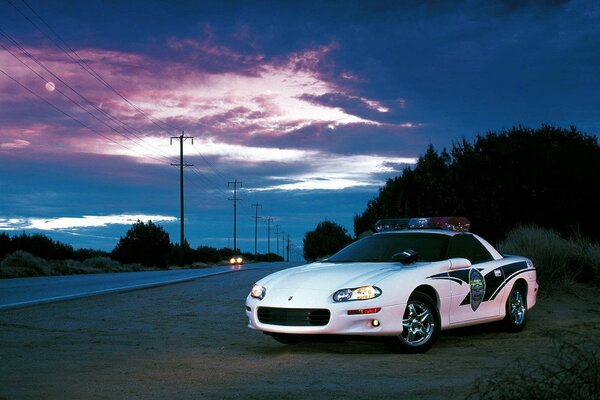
[469,269,486,311]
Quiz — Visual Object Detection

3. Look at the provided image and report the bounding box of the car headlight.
[333,286,382,302]
[250,284,266,300]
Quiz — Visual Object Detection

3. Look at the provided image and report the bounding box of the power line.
[10,0,183,135]
[0,29,174,165]
[0,66,156,159]
[1,1,284,250]
[2,0,245,200]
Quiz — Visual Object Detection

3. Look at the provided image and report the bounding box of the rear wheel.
[386,292,440,353]
[504,283,528,332]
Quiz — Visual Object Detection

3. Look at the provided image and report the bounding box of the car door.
[446,234,502,324]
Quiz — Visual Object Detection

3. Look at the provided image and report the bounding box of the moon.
[45,81,56,92]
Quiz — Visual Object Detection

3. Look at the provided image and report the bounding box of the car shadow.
[248,335,393,355]
[247,321,514,356]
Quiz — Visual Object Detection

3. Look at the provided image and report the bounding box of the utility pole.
[266,217,273,260]
[275,224,280,256]
[228,179,242,252]
[287,234,290,262]
[170,132,193,267]
[252,203,262,256]
[281,230,286,258]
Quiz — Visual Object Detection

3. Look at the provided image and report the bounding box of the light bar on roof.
[374,217,470,232]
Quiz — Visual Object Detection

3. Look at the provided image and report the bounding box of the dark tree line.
[354,125,600,244]
[0,232,108,262]
[1,221,283,269]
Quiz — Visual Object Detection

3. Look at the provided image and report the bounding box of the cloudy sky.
[0,0,598,255]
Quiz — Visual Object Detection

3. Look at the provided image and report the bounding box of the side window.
[446,234,493,264]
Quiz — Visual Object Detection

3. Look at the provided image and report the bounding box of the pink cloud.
[0,139,30,150]
[0,39,408,173]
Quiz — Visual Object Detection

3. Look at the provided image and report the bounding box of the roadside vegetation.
[0,223,283,279]
[469,335,599,400]
[498,225,600,291]
[354,125,600,244]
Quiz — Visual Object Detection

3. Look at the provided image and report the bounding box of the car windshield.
[327,232,450,263]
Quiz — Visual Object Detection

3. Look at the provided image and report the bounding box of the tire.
[267,333,303,345]
[504,283,528,332]
[386,292,440,353]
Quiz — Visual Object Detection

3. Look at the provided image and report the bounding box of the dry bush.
[0,251,144,278]
[469,336,599,400]
[82,256,121,272]
[0,251,48,278]
[498,225,600,291]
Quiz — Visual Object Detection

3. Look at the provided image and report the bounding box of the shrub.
[0,251,48,277]
[469,337,599,399]
[195,246,222,264]
[498,225,600,290]
[82,256,121,272]
[50,259,85,275]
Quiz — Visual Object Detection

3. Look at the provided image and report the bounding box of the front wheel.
[386,292,440,353]
[504,283,528,332]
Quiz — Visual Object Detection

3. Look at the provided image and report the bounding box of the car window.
[446,234,494,264]
[328,232,450,263]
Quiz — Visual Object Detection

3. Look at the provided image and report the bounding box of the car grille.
[257,307,331,326]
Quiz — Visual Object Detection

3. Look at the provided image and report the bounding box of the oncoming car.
[245,217,538,353]
[230,256,244,266]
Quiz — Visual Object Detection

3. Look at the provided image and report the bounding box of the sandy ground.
[1,266,598,400]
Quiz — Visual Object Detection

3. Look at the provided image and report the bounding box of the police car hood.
[257,261,434,291]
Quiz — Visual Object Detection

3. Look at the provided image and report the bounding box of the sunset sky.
[1,0,598,254]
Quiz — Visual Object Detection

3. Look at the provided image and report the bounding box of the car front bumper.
[246,295,406,336]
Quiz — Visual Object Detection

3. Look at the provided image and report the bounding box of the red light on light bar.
[348,307,381,315]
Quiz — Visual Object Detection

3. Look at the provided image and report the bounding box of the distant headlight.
[333,286,382,302]
[251,284,266,300]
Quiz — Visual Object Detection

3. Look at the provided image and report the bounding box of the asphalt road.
[1,265,597,400]
[0,262,291,310]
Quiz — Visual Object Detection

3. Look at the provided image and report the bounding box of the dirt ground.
[1,266,598,400]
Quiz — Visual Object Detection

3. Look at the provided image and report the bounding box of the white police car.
[245,217,538,353]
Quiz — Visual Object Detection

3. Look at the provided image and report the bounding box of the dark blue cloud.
[2,0,598,252]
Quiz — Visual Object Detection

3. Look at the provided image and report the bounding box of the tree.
[0,232,11,259]
[112,221,172,268]
[354,125,600,243]
[354,144,454,236]
[303,221,353,262]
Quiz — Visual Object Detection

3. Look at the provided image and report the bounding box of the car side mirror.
[392,249,419,264]
[449,258,472,270]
